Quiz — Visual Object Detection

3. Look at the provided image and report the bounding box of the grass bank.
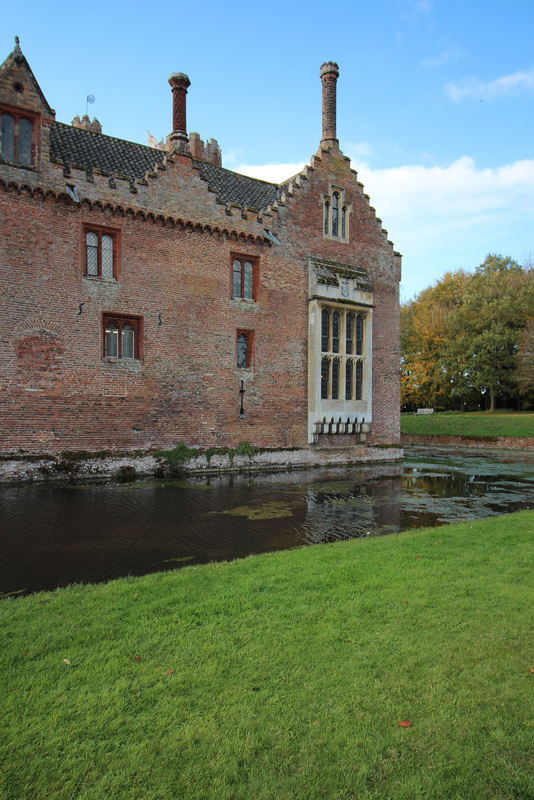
[2,513,534,799]
[401,410,534,438]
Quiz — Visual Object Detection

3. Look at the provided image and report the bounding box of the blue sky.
[3,0,534,300]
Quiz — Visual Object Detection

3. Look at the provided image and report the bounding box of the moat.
[2,446,534,596]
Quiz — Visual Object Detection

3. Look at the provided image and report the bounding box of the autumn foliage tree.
[401,254,534,410]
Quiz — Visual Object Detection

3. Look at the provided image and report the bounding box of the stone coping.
[402,433,534,449]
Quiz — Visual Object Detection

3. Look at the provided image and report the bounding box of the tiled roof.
[50,122,279,210]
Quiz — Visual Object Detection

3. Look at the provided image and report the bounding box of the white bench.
[415,408,434,415]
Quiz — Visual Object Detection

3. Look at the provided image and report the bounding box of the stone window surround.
[320,184,352,242]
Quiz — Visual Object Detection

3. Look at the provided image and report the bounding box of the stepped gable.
[49,121,280,209]
[194,161,278,210]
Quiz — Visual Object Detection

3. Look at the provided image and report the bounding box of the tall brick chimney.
[168,72,191,151]
[320,61,339,149]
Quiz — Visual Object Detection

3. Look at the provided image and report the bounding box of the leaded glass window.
[346,360,353,400]
[85,228,116,278]
[102,235,114,278]
[356,360,363,400]
[346,313,354,355]
[332,311,340,353]
[86,232,99,276]
[324,201,330,235]
[321,357,330,399]
[1,114,15,162]
[319,306,366,402]
[237,334,248,369]
[18,118,32,165]
[356,314,364,355]
[321,309,330,352]
[332,192,339,237]
[332,358,340,400]
[232,257,257,300]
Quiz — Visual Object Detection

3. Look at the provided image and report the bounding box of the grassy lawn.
[2,513,534,799]
[401,410,534,438]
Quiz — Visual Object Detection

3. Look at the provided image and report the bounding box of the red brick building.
[0,39,401,458]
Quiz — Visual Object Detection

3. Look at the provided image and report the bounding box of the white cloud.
[232,152,534,299]
[447,68,534,101]
[234,162,306,184]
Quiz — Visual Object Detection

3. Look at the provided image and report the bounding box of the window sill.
[231,297,257,305]
[0,158,36,171]
[101,357,143,372]
[83,275,118,283]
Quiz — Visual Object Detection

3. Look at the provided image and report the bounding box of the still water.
[2,446,534,596]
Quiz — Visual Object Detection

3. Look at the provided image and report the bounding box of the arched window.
[331,192,339,237]
[321,308,330,352]
[237,333,248,369]
[355,360,363,400]
[331,358,340,399]
[322,188,350,240]
[321,357,330,399]
[103,315,141,359]
[356,314,364,355]
[237,329,254,369]
[345,360,353,400]
[346,313,354,355]
[232,256,257,300]
[318,306,366,402]
[332,310,340,353]
[1,113,15,162]
[18,118,32,165]
[85,227,117,279]
[0,111,33,165]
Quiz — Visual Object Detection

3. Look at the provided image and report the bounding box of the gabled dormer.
[0,36,55,171]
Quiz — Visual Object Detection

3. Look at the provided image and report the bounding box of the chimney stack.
[168,72,191,151]
[320,61,339,148]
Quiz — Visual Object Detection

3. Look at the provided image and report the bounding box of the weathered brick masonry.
[0,41,401,457]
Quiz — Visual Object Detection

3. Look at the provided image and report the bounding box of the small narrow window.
[243,261,253,299]
[18,118,32,165]
[321,308,330,352]
[341,206,346,239]
[346,313,354,355]
[233,259,242,298]
[332,311,340,353]
[332,192,339,237]
[346,360,353,400]
[86,232,99,276]
[101,235,114,278]
[324,201,330,235]
[1,113,15,162]
[105,321,119,358]
[237,334,248,369]
[355,360,363,400]
[332,358,340,400]
[356,314,364,356]
[122,323,135,359]
[321,357,330,399]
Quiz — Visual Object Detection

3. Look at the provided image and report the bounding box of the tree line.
[401,254,534,411]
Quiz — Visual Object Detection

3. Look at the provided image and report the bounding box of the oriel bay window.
[320,307,364,400]
[103,314,141,360]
